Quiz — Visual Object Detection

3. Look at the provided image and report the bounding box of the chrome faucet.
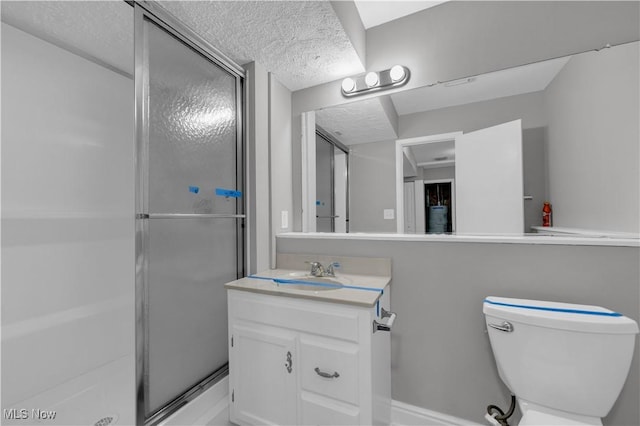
[325,262,337,277]
[308,261,325,277]
[307,261,338,277]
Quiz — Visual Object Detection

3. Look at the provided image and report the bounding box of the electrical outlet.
[383,209,395,220]
[281,210,289,229]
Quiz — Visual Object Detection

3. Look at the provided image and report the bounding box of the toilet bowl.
[483,296,638,426]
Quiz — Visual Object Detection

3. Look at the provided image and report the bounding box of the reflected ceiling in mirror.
[316,56,571,146]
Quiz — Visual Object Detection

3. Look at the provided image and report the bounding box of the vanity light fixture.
[341,77,356,93]
[389,65,406,82]
[341,65,410,97]
[365,72,379,87]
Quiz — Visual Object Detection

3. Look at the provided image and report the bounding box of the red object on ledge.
[542,202,552,227]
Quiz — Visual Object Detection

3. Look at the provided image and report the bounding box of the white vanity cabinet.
[227,287,392,426]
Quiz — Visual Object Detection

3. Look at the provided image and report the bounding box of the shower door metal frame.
[315,127,350,233]
[134,2,245,424]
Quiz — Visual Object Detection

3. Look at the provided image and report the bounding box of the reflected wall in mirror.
[311,41,639,236]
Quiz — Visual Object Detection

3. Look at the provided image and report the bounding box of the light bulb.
[341,77,356,93]
[390,65,406,82]
[365,72,379,87]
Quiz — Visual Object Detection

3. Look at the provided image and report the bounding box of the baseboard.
[391,400,484,426]
[158,386,483,426]
[158,376,229,426]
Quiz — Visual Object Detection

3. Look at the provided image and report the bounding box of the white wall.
[545,42,639,233]
[1,23,135,424]
[269,74,293,267]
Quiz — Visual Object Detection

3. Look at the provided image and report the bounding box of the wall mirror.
[304,41,639,237]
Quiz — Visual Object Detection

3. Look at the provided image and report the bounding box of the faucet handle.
[325,262,340,277]
[306,261,324,277]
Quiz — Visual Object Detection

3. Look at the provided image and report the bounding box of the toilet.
[483,296,638,426]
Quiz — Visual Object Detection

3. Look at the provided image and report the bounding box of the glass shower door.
[316,135,334,232]
[136,7,243,423]
[315,131,349,232]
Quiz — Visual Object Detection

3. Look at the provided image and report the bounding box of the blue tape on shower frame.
[216,188,242,198]
[248,274,383,293]
[188,186,200,194]
[484,299,623,317]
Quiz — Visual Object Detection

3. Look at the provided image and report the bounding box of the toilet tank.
[483,297,638,418]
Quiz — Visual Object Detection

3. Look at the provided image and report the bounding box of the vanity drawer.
[229,290,361,342]
[300,393,360,426]
[299,336,359,405]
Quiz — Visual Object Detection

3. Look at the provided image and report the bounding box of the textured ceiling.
[1,1,364,91]
[409,141,455,166]
[159,1,365,91]
[1,1,134,76]
[315,97,397,146]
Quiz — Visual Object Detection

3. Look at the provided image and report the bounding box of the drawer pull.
[314,367,340,379]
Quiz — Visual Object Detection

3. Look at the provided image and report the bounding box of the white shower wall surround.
[1,22,136,425]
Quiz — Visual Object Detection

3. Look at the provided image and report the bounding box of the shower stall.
[135,4,245,424]
[1,2,244,425]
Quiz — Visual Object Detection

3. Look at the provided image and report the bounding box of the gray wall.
[349,140,397,232]
[545,42,639,233]
[245,62,271,273]
[399,91,546,139]
[421,166,455,182]
[291,2,640,230]
[329,0,366,67]
[522,127,548,231]
[292,1,640,114]
[277,236,640,426]
[269,74,293,266]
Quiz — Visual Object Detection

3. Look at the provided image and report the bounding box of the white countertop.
[225,268,391,307]
[277,232,640,247]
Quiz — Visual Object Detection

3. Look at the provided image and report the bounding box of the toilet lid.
[484,296,639,334]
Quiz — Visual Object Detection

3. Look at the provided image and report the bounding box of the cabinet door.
[229,323,297,426]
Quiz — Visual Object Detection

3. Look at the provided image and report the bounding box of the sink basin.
[274,272,350,291]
